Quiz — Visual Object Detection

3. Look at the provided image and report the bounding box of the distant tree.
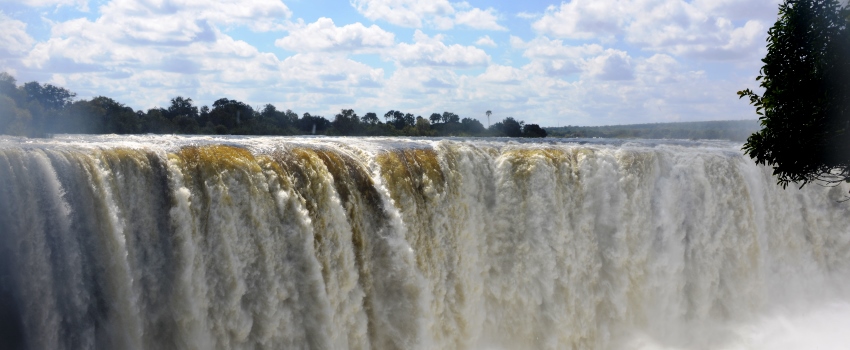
[429,113,442,124]
[403,113,415,128]
[72,96,141,134]
[415,116,432,135]
[486,110,492,128]
[738,0,850,189]
[18,81,76,135]
[390,110,407,129]
[166,96,199,120]
[209,98,254,131]
[284,109,299,125]
[0,95,32,136]
[493,117,523,137]
[522,124,547,138]
[441,111,459,124]
[460,117,485,134]
[361,112,379,124]
[0,73,31,136]
[0,72,22,103]
[332,109,360,135]
[22,81,76,111]
[297,112,330,134]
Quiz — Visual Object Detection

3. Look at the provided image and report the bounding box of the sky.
[0,0,781,126]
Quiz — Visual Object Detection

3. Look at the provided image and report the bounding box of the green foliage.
[739,0,850,188]
[522,124,547,138]
[441,111,459,124]
[0,95,32,136]
[332,109,360,135]
[0,71,548,138]
[490,117,523,137]
[460,117,485,135]
[361,112,379,124]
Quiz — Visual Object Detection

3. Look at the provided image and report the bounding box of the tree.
[415,116,432,135]
[522,124,547,138]
[361,112,379,124]
[209,98,254,131]
[388,110,407,129]
[486,110,492,128]
[332,109,360,135]
[460,117,485,134]
[492,117,523,137]
[441,111,459,124]
[23,82,76,111]
[429,113,442,124]
[0,95,32,136]
[738,0,850,189]
[0,72,20,102]
[166,96,199,120]
[297,112,330,134]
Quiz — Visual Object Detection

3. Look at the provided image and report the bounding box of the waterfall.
[0,135,848,350]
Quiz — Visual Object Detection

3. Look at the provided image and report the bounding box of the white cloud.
[12,0,89,10]
[350,0,454,28]
[516,12,539,20]
[475,35,496,47]
[2,0,769,126]
[278,53,385,89]
[392,30,489,67]
[388,66,459,91]
[532,0,626,40]
[99,0,291,35]
[477,64,525,84]
[17,0,388,112]
[532,0,770,61]
[350,0,505,30]
[454,8,507,31]
[275,18,395,53]
[0,12,35,58]
[584,49,634,80]
[513,36,603,77]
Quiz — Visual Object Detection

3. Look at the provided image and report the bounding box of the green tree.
[332,109,360,135]
[166,96,199,120]
[441,111,459,124]
[23,81,76,111]
[491,117,523,137]
[0,95,32,136]
[739,0,850,188]
[415,116,433,135]
[460,117,485,134]
[297,112,330,134]
[522,124,547,138]
[209,98,254,132]
[361,112,379,124]
[90,96,140,134]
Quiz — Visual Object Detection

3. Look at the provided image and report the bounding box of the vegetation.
[547,120,760,141]
[739,0,850,189]
[0,72,546,138]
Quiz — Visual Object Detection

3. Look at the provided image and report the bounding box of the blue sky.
[0,0,780,126]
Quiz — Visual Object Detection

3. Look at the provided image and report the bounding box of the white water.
[0,135,848,350]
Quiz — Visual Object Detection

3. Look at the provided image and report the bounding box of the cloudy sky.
[0,0,780,126]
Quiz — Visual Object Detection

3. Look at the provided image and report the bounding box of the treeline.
[546,120,761,142]
[0,72,547,138]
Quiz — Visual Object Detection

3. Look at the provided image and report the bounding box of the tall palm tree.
[486,110,492,128]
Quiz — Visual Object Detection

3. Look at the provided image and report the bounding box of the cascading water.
[0,135,848,350]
